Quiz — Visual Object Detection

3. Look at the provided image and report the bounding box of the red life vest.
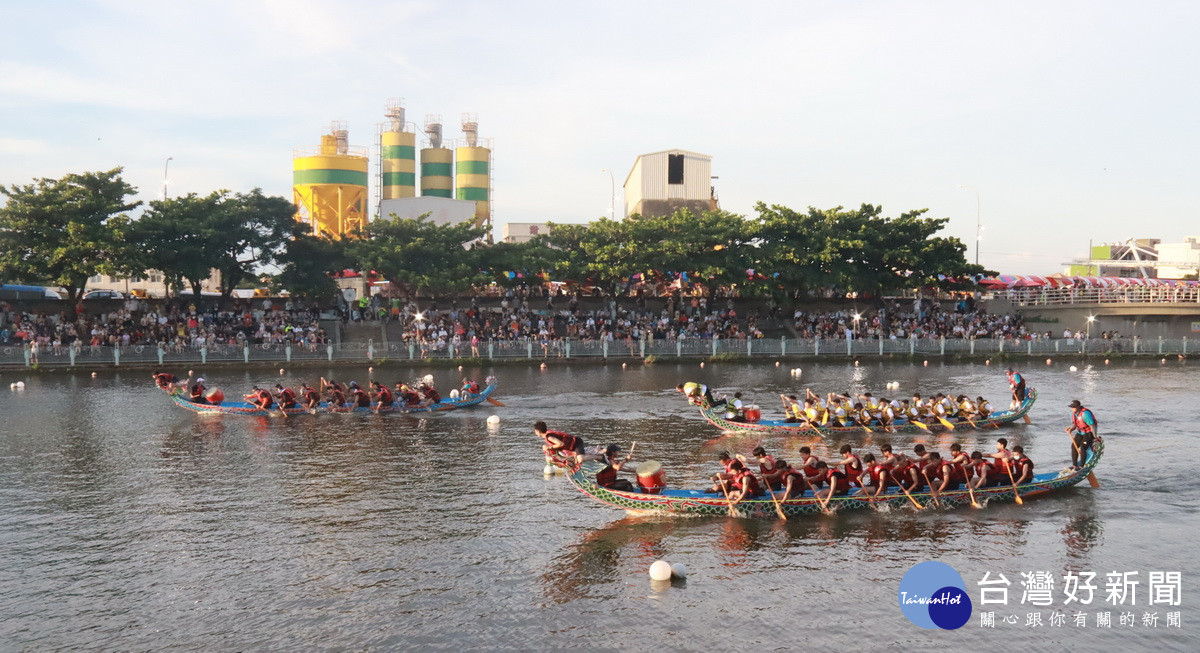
[867,464,887,487]
[190,384,205,400]
[825,469,849,493]
[732,470,760,494]
[256,389,273,408]
[279,388,296,405]
[544,430,577,453]
[303,388,319,403]
[597,463,617,487]
[1072,409,1096,434]
[802,456,820,478]
[843,453,862,481]
[353,389,370,407]
[330,389,346,406]
[721,459,736,475]
[377,387,394,405]
[758,455,777,475]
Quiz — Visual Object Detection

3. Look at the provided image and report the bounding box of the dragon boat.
[165,377,498,416]
[691,388,1037,435]
[556,438,1102,518]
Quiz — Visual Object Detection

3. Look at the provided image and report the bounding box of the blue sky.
[1,0,1196,274]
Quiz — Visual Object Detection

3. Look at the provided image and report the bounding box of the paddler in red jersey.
[248,385,273,411]
[535,420,596,466]
[739,446,783,490]
[706,451,738,493]
[857,453,892,500]
[726,460,763,505]
[301,382,321,411]
[774,459,811,499]
[275,383,297,410]
[419,382,441,406]
[1010,445,1035,484]
[595,444,636,492]
[370,381,394,412]
[967,451,998,489]
[153,371,181,390]
[322,378,347,409]
[347,382,370,408]
[797,446,822,487]
[834,444,865,491]
[806,461,850,500]
[189,377,208,404]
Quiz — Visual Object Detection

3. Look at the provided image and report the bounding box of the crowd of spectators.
[792,298,1028,340]
[0,298,329,354]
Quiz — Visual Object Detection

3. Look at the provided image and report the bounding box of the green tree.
[345,214,486,297]
[275,232,351,301]
[0,168,140,305]
[210,189,300,300]
[129,192,225,298]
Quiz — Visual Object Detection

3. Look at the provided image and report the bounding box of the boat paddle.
[896,478,925,511]
[936,414,956,431]
[816,484,835,516]
[1065,430,1101,488]
[965,466,983,509]
[911,418,931,432]
[486,397,506,407]
[717,479,739,517]
[1004,459,1024,505]
[763,482,788,521]
[921,470,942,509]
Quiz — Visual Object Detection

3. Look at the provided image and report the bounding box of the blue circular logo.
[898,561,972,629]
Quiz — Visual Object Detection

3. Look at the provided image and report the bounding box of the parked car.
[83,289,124,300]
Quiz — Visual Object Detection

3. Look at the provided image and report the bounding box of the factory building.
[623,149,718,219]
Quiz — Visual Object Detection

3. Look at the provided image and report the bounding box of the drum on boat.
[744,405,761,421]
[205,389,225,405]
[636,460,667,494]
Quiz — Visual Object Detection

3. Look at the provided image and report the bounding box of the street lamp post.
[601,169,615,219]
[163,157,174,199]
[958,184,981,266]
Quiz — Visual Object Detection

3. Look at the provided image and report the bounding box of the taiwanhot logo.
[898,561,973,629]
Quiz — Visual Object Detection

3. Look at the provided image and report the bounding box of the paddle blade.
[486,397,506,407]
[938,417,956,431]
[1087,472,1100,488]
[914,420,931,432]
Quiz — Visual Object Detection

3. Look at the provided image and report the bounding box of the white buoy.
[854,360,859,366]
[1046,358,1052,365]
[985,359,991,365]
[486,415,501,426]
[188,370,194,376]
[15,381,25,389]
[540,363,547,369]
[649,560,673,581]
[543,465,554,475]
[622,362,627,368]
[458,365,464,371]
[700,362,705,368]
[91,372,97,377]
[8,383,13,390]
[1161,358,1166,364]
[368,366,374,373]
[671,562,688,579]
[279,368,285,375]
[923,360,929,366]
[450,389,460,398]
[423,374,434,384]
[1105,359,1110,365]
[1069,365,1078,372]
[775,361,780,367]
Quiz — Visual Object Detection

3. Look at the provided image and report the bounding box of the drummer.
[596,444,637,492]
[189,377,208,404]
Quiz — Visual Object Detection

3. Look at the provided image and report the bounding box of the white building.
[501,222,552,243]
[377,196,479,227]
[623,149,717,218]
[1064,237,1200,279]
[1156,237,1200,279]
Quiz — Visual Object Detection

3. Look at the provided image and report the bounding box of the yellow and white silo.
[293,122,368,237]
[420,116,454,198]
[380,100,415,200]
[455,113,491,229]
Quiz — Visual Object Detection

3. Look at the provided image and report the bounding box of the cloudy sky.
[1,0,1196,274]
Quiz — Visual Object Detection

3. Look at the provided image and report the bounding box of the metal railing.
[1006,286,1200,306]
[0,335,1192,369]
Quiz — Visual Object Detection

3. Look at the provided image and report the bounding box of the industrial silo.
[380,99,416,200]
[293,122,368,237]
[420,116,453,198]
[455,113,491,229]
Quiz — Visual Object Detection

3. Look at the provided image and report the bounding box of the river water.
[0,360,1195,651]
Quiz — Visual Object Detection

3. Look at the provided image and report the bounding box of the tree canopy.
[0,168,140,305]
[345,214,487,297]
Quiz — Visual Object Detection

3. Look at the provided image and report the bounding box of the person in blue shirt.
[1066,400,1099,468]
[1006,368,1027,409]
